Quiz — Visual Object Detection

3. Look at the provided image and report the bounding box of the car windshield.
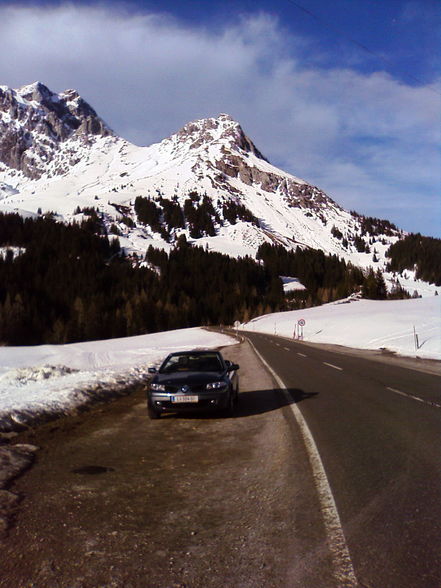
[160,353,223,374]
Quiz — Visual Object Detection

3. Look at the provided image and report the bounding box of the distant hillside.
[386,234,441,286]
[0,212,415,345]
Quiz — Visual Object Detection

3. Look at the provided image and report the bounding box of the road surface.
[244,331,441,588]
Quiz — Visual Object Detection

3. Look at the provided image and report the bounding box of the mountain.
[0,82,112,181]
[0,81,408,271]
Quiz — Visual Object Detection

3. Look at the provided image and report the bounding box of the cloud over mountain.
[0,3,439,236]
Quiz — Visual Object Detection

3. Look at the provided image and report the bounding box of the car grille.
[165,383,207,394]
[160,398,218,409]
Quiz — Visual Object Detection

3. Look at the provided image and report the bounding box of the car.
[146,350,239,419]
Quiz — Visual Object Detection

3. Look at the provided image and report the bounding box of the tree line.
[1,211,427,346]
[134,191,258,242]
[0,213,281,345]
[257,243,366,306]
[386,233,441,286]
[256,243,412,305]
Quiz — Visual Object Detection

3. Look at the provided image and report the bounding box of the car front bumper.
[148,390,230,413]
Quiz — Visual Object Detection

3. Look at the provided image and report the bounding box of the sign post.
[297,318,306,340]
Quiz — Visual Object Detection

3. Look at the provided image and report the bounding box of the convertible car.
[146,350,239,419]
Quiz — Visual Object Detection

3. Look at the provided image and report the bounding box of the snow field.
[242,296,441,360]
[0,327,236,432]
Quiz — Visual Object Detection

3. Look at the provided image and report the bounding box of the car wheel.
[148,403,161,419]
[222,392,235,417]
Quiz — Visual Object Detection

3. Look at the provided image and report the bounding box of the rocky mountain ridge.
[0,82,112,180]
[0,82,407,274]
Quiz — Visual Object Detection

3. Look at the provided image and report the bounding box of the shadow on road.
[157,388,318,420]
[161,387,318,420]
[234,388,318,418]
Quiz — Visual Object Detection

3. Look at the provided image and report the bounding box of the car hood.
[155,371,225,385]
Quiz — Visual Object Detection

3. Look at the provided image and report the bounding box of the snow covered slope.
[1,81,436,297]
[0,83,403,258]
[241,296,441,360]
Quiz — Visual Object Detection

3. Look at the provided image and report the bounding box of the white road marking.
[248,340,358,587]
[386,387,441,409]
[283,347,290,351]
[297,352,307,358]
[323,362,343,371]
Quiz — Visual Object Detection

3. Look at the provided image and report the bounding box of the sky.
[0,0,440,237]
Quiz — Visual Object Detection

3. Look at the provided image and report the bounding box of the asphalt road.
[243,331,441,588]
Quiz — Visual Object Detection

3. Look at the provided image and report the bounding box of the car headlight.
[206,381,227,390]
[150,382,166,392]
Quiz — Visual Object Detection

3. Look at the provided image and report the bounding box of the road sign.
[298,319,306,326]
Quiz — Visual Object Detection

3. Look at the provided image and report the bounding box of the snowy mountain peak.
[171,113,267,160]
[16,81,53,102]
[0,81,409,279]
[0,82,113,179]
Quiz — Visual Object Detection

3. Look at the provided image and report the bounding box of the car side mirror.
[148,367,157,374]
[230,363,239,371]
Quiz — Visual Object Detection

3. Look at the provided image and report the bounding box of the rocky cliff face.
[0,82,113,179]
[212,149,332,209]
[167,113,335,212]
[0,82,403,265]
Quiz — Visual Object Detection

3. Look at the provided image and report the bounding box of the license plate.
[171,395,199,403]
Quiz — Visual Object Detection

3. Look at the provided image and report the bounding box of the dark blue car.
[147,350,239,419]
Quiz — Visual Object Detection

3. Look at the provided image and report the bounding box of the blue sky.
[1,0,440,236]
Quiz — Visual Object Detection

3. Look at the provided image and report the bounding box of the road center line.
[323,362,343,371]
[248,339,358,587]
[283,347,290,351]
[297,352,307,358]
[386,387,441,409]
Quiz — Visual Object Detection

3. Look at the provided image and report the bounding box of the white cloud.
[0,3,439,236]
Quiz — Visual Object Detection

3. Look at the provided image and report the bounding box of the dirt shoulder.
[0,340,333,588]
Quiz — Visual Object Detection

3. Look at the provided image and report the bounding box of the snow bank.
[0,327,236,432]
[242,296,441,360]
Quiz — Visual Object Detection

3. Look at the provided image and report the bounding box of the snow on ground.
[241,296,441,361]
[0,327,236,433]
[1,296,439,433]
[280,276,307,293]
[384,270,439,298]
[0,247,25,260]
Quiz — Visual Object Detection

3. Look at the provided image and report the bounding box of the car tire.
[222,392,235,417]
[148,403,161,419]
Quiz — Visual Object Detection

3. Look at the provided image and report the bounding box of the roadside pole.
[413,325,419,351]
[297,318,306,340]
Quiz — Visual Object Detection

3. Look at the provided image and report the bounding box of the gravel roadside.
[0,339,335,587]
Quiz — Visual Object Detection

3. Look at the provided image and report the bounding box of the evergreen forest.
[257,244,366,305]
[0,213,281,345]
[386,234,441,286]
[1,212,433,346]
